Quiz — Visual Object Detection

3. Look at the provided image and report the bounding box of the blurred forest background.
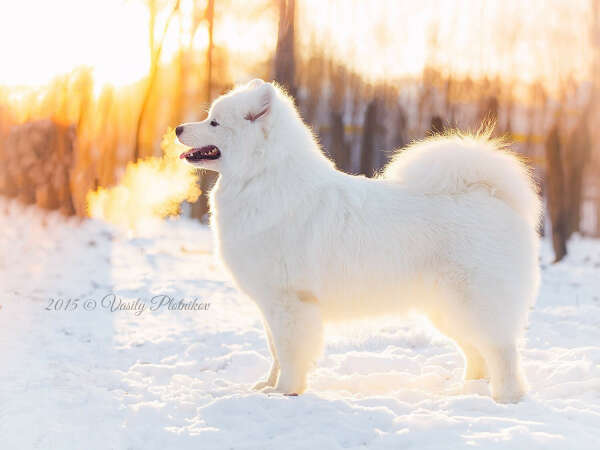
[1,0,600,261]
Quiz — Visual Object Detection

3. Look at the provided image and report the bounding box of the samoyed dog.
[175,79,540,403]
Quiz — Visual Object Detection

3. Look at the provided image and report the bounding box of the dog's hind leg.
[456,341,488,380]
[427,308,488,381]
[479,342,526,403]
[258,292,323,395]
[253,321,280,390]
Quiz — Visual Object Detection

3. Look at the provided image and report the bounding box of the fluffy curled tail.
[382,132,541,228]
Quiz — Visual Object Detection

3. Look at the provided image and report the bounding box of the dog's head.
[175,79,285,178]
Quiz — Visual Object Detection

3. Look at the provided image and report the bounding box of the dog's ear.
[245,82,275,124]
[246,78,265,90]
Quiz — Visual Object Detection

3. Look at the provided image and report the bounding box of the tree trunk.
[274,0,296,98]
[172,9,186,126]
[360,99,378,177]
[565,116,591,236]
[590,0,600,236]
[428,115,444,135]
[327,63,349,171]
[394,105,408,150]
[545,124,568,262]
[191,0,216,221]
[330,111,349,172]
[133,0,180,162]
[206,0,214,103]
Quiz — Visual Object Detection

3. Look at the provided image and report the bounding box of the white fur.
[176,80,541,403]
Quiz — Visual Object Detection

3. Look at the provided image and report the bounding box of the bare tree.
[274,0,296,98]
[360,98,379,177]
[133,0,180,161]
[393,104,408,150]
[428,115,444,135]
[590,0,600,235]
[545,122,568,262]
[297,45,325,126]
[171,7,186,126]
[328,64,350,171]
[191,0,217,221]
[206,0,215,103]
[565,111,591,236]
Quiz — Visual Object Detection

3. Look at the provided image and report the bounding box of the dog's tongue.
[179,148,196,159]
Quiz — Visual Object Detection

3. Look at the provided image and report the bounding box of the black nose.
[175,125,184,137]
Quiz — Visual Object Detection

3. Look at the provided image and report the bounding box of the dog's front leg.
[258,292,323,395]
[253,321,280,390]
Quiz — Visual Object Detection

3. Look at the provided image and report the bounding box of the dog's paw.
[491,381,527,404]
[252,380,273,391]
[261,386,299,396]
[492,389,526,404]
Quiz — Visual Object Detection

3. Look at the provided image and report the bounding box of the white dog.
[176,79,541,403]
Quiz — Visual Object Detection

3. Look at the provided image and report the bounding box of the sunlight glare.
[0,0,149,87]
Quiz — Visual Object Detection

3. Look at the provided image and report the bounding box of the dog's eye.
[210,120,219,127]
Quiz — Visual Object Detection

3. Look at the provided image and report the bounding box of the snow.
[1,198,599,449]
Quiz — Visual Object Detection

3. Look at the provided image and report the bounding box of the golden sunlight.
[298,0,592,84]
[2,0,599,237]
[0,0,592,89]
[0,0,151,87]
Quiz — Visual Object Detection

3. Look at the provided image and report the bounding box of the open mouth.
[179,145,221,162]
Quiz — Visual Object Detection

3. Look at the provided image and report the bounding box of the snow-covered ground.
[1,198,599,449]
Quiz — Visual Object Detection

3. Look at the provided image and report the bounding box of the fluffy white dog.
[176,79,541,403]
